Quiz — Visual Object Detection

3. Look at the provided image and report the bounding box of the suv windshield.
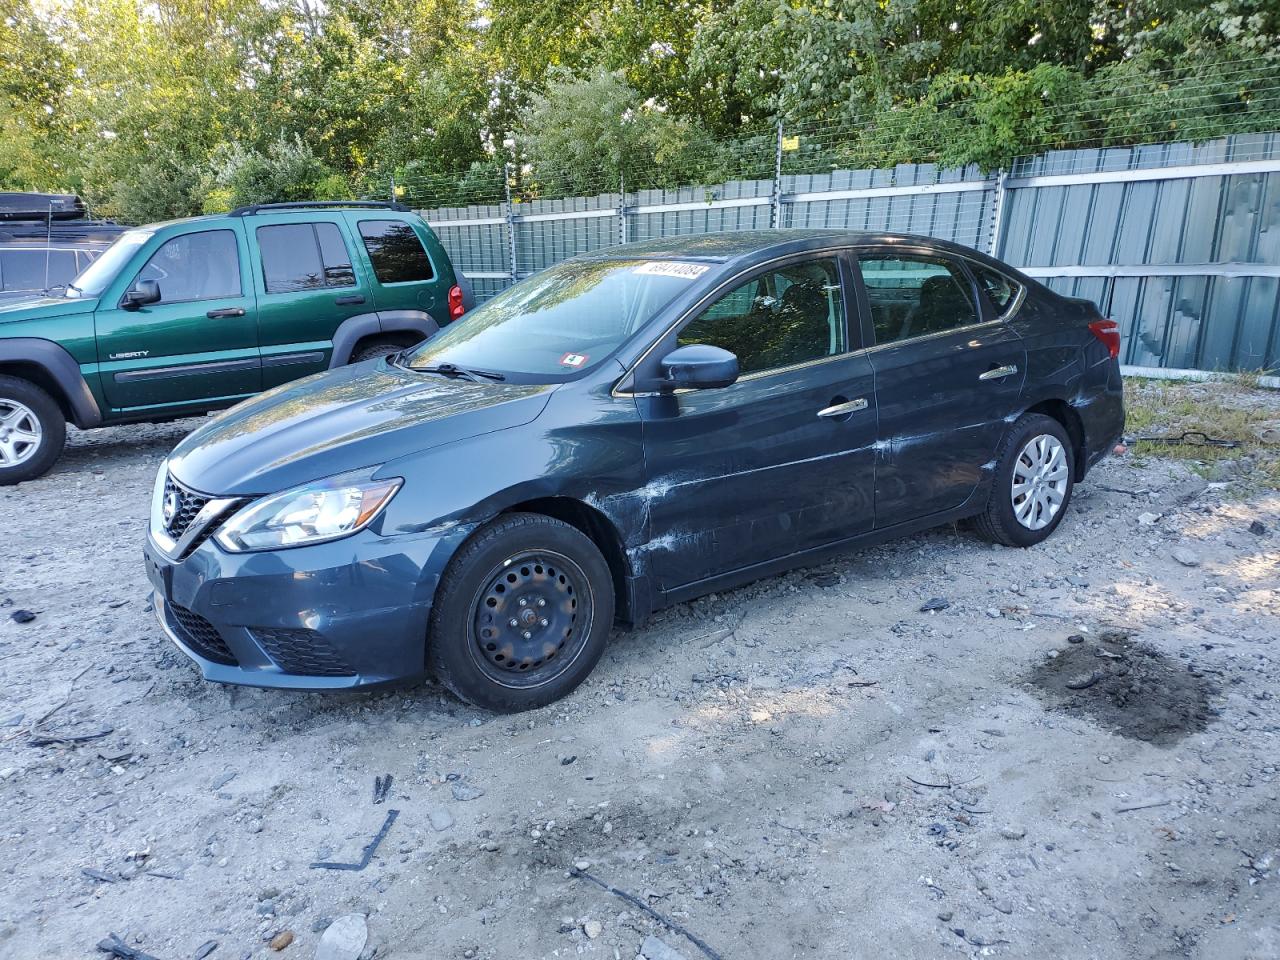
[404,258,708,381]
[65,229,152,298]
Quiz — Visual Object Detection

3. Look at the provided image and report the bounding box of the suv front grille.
[252,627,355,677]
[167,603,238,666]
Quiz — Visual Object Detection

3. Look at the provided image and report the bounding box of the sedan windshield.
[405,258,709,380]
[65,229,152,298]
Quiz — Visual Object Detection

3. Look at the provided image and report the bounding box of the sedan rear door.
[854,245,1026,526]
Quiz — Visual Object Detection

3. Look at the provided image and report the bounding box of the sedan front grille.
[162,474,211,541]
[252,627,356,677]
[167,603,238,666]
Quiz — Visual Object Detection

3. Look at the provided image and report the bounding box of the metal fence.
[421,132,1280,375]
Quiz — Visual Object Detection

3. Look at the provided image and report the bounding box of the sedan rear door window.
[358,220,434,284]
[860,254,979,345]
[678,258,846,375]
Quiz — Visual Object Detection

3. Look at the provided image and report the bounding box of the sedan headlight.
[215,472,402,552]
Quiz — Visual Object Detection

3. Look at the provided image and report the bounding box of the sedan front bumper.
[145,524,470,690]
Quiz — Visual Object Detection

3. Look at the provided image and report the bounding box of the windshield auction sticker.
[633,261,711,280]
[559,352,589,368]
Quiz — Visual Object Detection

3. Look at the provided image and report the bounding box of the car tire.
[0,375,66,486]
[973,413,1075,548]
[427,513,615,712]
[351,340,410,364]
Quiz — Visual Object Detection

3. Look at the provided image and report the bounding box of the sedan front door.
[635,255,878,591]
[855,247,1026,527]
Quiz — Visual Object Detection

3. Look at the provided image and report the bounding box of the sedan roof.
[583,229,996,269]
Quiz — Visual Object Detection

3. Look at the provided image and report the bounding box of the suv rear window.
[358,220,433,284]
[258,222,356,293]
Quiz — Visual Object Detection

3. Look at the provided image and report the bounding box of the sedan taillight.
[1088,318,1120,360]
[447,284,465,322]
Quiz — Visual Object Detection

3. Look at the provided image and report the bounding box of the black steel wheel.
[427,513,614,712]
[469,549,592,687]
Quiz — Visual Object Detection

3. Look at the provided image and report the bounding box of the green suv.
[0,201,469,484]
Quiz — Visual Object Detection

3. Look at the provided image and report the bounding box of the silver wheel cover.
[1011,433,1068,531]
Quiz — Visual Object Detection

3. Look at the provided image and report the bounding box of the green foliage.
[200,137,346,212]
[0,0,1276,218]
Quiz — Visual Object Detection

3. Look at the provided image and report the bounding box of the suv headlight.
[214,472,402,552]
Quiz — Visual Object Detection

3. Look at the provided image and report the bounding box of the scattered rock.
[1000,827,1027,840]
[209,771,236,791]
[8,609,36,624]
[1137,512,1161,526]
[1249,520,1268,536]
[582,920,602,939]
[269,931,293,951]
[1067,634,1085,644]
[1172,548,1200,567]
[451,783,484,802]
[428,809,455,832]
[193,941,217,960]
[919,597,950,613]
[640,936,689,960]
[315,916,367,960]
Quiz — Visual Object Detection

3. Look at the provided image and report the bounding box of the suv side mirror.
[122,279,161,310]
[659,344,739,391]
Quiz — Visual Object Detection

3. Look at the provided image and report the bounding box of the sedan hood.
[168,361,555,495]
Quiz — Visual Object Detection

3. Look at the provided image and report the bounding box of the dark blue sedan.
[145,230,1125,711]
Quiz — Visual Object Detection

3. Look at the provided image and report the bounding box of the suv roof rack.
[228,200,410,217]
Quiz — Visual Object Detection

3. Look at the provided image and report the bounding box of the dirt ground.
[1,383,1278,960]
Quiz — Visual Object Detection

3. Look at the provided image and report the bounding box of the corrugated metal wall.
[1000,134,1280,371]
[422,133,1280,374]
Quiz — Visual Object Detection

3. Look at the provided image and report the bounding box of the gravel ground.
[1,395,1278,960]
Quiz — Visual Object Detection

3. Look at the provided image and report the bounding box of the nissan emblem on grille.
[162,486,179,527]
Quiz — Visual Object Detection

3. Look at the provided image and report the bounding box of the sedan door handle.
[817,397,869,418]
[206,307,246,319]
[334,294,366,306]
[979,364,1018,381]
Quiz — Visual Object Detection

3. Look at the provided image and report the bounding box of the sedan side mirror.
[122,279,161,311]
[659,344,739,391]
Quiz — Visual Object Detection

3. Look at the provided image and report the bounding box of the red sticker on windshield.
[560,352,589,368]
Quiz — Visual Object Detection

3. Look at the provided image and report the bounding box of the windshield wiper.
[415,362,506,383]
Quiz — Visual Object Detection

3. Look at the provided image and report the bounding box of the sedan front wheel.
[427,513,615,712]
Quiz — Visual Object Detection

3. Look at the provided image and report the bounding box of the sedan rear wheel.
[974,413,1075,547]
[428,513,614,712]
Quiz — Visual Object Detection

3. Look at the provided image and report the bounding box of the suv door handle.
[817,397,869,418]
[334,294,366,306]
[206,307,246,319]
[979,364,1018,381]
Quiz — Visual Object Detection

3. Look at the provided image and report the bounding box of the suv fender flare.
[0,337,102,427]
[329,310,440,368]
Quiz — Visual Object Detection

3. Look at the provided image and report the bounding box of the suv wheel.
[352,340,411,364]
[0,375,66,485]
[974,413,1074,547]
[428,513,615,712]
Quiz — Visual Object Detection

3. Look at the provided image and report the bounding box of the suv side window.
[358,220,434,284]
[678,258,846,376]
[1,249,78,293]
[859,253,979,345]
[258,222,356,293]
[136,230,241,303]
